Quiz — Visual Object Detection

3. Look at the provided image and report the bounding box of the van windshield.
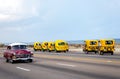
[51,44,55,46]
[45,43,48,45]
[105,40,113,45]
[90,41,97,45]
[58,42,65,45]
[12,45,27,50]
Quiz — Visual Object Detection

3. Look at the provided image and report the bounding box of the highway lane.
[0,51,120,79]
[33,51,120,59]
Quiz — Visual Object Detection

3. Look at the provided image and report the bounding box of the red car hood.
[13,49,31,54]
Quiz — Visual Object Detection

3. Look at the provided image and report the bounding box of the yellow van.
[33,42,42,51]
[98,39,115,55]
[83,40,99,54]
[55,40,68,52]
[48,42,55,52]
[41,42,48,52]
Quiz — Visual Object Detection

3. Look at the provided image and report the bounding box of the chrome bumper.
[13,57,33,61]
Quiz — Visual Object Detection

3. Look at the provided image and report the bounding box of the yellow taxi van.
[55,40,68,52]
[33,42,42,51]
[83,40,99,54]
[98,39,115,55]
[48,42,55,52]
[41,42,48,52]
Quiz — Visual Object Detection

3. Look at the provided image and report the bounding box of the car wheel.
[10,60,15,64]
[6,59,9,63]
[29,59,33,62]
[27,59,33,63]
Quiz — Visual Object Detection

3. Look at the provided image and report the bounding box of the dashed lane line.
[16,67,31,72]
[107,60,112,63]
[56,63,76,67]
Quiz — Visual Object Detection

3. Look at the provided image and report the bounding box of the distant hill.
[114,38,120,44]
[68,39,120,44]
[2,39,120,45]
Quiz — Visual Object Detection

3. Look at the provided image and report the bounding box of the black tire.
[99,51,104,55]
[6,59,9,63]
[10,60,15,64]
[111,52,113,55]
[48,50,51,52]
[34,49,37,51]
[95,51,98,54]
[64,51,66,53]
[86,51,88,54]
[42,50,45,52]
[55,48,58,53]
[28,59,33,63]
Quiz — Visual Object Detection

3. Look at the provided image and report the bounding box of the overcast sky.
[0,0,120,43]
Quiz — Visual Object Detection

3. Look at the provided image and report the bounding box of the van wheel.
[85,51,88,54]
[64,51,66,53]
[49,50,51,52]
[95,51,98,54]
[111,52,113,55]
[55,49,58,53]
[55,50,58,53]
[43,50,45,52]
[34,49,37,51]
[99,51,103,55]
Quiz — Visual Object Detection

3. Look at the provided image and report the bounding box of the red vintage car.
[4,43,33,64]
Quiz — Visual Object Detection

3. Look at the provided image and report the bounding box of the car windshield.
[12,45,27,50]
[90,41,97,45]
[105,40,113,45]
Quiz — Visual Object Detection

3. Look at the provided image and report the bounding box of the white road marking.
[57,63,76,67]
[107,60,112,63]
[16,67,31,72]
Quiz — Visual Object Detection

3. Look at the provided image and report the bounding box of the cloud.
[0,0,40,22]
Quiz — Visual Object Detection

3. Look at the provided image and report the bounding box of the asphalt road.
[0,51,120,79]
